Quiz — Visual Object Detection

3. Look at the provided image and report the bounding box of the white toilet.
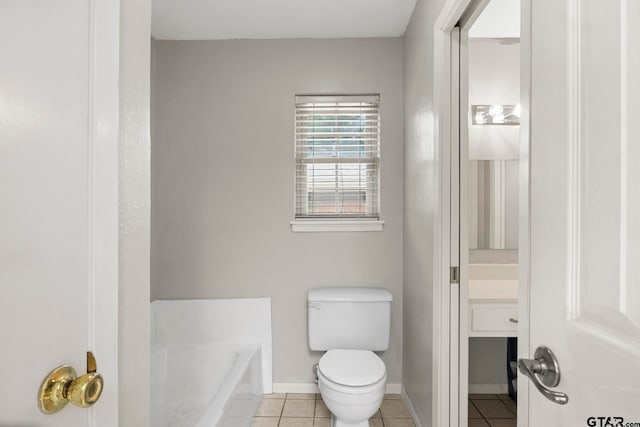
[308,287,393,427]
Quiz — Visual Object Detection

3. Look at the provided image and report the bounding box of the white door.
[523,0,640,424]
[0,1,119,425]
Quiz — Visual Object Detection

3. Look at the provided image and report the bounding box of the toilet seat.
[318,349,386,387]
[317,368,386,396]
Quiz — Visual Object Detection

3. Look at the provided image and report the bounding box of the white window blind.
[295,95,380,219]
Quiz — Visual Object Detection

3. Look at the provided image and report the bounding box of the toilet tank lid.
[308,287,392,302]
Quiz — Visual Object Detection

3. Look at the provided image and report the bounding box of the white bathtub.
[151,299,272,427]
[151,342,262,427]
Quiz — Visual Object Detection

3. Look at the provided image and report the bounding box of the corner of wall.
[402,0,448,425]
[119,0,152,425]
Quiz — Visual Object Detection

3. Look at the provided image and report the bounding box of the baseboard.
[385,383,402,394]
[272,383,402,395]
[468,383,508,394]
[273,383,319,394]
[401,385,422,427]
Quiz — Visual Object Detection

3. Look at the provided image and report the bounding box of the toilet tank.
[308,287,392,351]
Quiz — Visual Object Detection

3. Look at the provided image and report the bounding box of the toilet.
[308,287,393,427]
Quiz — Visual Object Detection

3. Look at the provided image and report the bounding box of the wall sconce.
[472,104,520,125]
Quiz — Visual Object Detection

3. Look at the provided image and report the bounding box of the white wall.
[468,39,521,160]
[119,0,151,425]
[402,0,446,424]
[468,0,520,39]
[151,38,404,384]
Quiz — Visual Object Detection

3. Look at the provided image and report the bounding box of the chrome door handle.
[518,346,569,405]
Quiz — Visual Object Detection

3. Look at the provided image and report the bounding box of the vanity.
[467,254,519,396]
[468,262,518,337]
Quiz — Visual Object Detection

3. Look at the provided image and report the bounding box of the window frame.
[290,94,385,232]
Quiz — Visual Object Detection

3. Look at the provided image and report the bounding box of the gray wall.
[469,338,507,386]
[119,0,151,425]
[403,0,446,424]
[151,38,404,384]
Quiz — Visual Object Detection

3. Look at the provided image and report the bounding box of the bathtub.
[151,342,262,427]
[151,299,272,427]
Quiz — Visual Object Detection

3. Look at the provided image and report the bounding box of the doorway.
[438,0,640,425]
[463,4,521,426]
[435,0,526,426]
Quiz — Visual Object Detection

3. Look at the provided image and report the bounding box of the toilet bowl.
[316,349,387,427]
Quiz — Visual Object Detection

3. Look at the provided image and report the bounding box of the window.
[292,95,383,232]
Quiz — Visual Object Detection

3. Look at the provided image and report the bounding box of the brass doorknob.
[38,352,104,414]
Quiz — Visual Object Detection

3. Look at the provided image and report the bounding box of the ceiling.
[152,0,418,40]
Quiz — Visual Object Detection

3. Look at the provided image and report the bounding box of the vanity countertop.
[468,279,518,300]
[468,263,519,301]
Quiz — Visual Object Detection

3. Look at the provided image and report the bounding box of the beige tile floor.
[252,393,415,427]
[468,394,517,427]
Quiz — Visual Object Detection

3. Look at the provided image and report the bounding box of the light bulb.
[489,104,503,116]
[492,114,505,124]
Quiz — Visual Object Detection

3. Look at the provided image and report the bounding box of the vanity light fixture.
[471,104,520,125]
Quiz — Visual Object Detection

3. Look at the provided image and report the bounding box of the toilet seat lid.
[318,349,386,386]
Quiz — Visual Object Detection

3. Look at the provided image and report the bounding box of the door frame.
[516,0,531,424]
[432,0,532,425]
[432,2,471,426]
[88,0,120,424]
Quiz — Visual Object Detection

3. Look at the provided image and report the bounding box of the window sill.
[290,219,385,233]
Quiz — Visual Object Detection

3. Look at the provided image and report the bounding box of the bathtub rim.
[151,297,273,394]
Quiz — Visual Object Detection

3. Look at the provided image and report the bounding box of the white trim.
[566,0,582,322]
[273,383,319,394]
[517,0,532,426]
[433,2,475,427]
[468,384,509,394]
[449,26,462,427]
[272,383,402,395]
[296,94,380,104]
[90,0,120,425]
[458,24,470,427]
[432,16,452,427]
[290,219,385,232]
[434,1,531,426]
[401,385,423,427]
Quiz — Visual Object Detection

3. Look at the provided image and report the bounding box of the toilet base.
[331,414,370,427]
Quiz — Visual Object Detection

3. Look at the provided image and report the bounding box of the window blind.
[295,95,380,219]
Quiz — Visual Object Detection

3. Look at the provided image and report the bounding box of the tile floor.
[252,393,415,427]
[468,394,517,427]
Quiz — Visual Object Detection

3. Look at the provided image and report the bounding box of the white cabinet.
[469,302,518,337]
[468,263,518,337]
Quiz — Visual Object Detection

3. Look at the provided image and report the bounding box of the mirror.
[469,159,518,249]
